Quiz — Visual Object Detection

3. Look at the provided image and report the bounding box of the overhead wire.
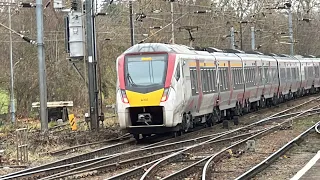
[138,12,188,43]
[0,20,36,44]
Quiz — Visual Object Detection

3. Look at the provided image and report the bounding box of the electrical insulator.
[19,2,35,8]
[66,12,85,59]
[53,0,64,9]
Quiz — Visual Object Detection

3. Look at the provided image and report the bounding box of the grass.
[294,115,319,130]
[0,89,9,114]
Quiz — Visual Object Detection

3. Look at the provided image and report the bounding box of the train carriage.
[255,53,279,105]
[296,55,315,94]
[271,54,299,100]
[116,43,320,140]
[312,57,320,88]
[210,51,244,116]
[233,52,265,110]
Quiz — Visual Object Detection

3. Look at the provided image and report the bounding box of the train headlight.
[161,88,170,102]
[120,89,129,103]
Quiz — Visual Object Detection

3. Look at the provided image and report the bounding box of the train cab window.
[175,62,180,81]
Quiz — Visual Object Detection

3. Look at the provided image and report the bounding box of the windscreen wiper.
[127,73,137,86]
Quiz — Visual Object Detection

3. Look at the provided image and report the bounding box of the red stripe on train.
[196,60,203,112]
[165,53,176,88]
[117,55,125,89]
[228,61,233,105]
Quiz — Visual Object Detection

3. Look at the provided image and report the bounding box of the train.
[115,43,320,140]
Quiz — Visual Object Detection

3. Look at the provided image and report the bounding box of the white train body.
[115,43,320,136]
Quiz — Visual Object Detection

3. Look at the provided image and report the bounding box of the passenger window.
[175,62,180,81]
[212,69,216,91]
[207,70,212,92]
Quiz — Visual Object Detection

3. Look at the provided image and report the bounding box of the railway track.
[34,109,319,180]
[45,133,131,156]
[0,138,137,180]
[2,96,319,180]
[101,97,320,180]
[234,121,320,180]
[137,105,320,180]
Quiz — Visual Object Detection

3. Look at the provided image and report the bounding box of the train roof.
[124,43,195,54]
[123,43,320,61]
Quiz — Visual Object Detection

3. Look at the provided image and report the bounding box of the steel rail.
[140,97,320,180]
[46,133,131,156]
[106,159,163,180]
[1,155,117,180]
[0,139,135,179]
[143,107,320,149]
[3,96,319,179]
[44,130,263,180]
[140,126,273,179]
[202,105,319,180]
[234,121,320,180]
[0,130,232,180]
[161,110,320,180]
[40,149,183,180]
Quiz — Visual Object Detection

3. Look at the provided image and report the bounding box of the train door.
[175,58,185,106]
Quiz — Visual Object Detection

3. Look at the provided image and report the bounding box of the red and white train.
[115,43,320,140]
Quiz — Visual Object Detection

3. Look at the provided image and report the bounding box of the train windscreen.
[125,54,168,87]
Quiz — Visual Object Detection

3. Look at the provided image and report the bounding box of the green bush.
[0,90,9,114]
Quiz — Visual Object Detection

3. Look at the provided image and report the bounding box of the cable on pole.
[138,13,188,43]
[0,22,36,45]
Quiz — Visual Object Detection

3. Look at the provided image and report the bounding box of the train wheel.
[259,97,266,108]
[173,131,182,137]
[233,116,239,126]
[222,120,229,129]
[182,113,192,132]
[213,107,221,124]
[234,103,240,116]
[133,134,140,141]
[206,114,214,127]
